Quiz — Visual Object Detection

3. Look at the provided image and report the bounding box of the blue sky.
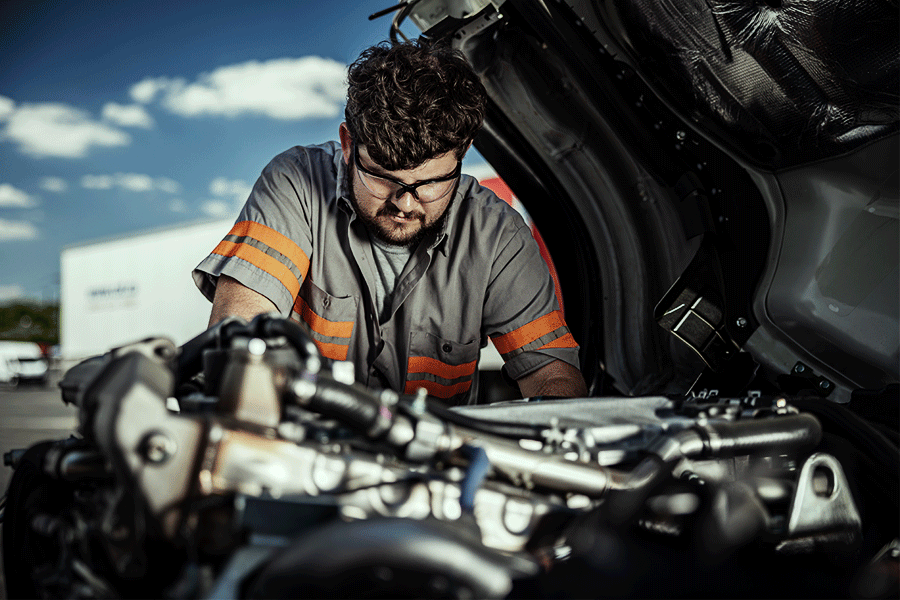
[0,0,492,303]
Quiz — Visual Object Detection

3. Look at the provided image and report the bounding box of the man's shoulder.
[265,141,342,175]
[456,175,529,232]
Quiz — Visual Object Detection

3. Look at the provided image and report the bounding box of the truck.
[0,340,48,386]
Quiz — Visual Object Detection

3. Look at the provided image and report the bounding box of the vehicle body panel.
[403,0,899,403]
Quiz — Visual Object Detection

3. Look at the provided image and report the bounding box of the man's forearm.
[209,274,279,326]
[516,359,588,398]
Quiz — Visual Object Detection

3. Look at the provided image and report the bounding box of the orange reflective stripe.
[230,221,310,280]
[407,356,477,380]
[213,240,301,298]
[404,379,472,399]
[314,341,349,361]
[492,310,567,355]
[293,296,353,339]
[539,332,578,350]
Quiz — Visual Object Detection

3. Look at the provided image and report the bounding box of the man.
[193,40,587,404]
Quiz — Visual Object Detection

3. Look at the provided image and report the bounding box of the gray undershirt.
[368,232,414,324]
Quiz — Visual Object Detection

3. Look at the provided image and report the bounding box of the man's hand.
[209,274,279,326]
[516,359,588,399]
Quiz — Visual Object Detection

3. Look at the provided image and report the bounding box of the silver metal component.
[787,453,862,538]
[379,389,400,406]
[519,438,543,452]
[331,360,355,385]
[217,345,282,428]
[111,337,177,363]
[304,355,322,374]
[247,338,266,356]
[736,317,748,328]
[292,378,317,402]
[676,130,687,141]
[466,437,612,497]
[277,421,305,443]
[140,431,177,464]
[385,414,415,447]
[406,413,454,462]
[410,387,428,414]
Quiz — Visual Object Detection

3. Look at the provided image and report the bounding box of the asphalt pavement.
[0,374,77,600]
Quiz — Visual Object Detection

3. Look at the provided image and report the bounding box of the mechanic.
[193,40,587,405]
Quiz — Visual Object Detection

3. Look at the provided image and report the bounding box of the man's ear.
[339,123,352,164]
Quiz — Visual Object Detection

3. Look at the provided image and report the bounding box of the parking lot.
[0,376,77,599]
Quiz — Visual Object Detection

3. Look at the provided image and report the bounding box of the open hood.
[390,0,898,408]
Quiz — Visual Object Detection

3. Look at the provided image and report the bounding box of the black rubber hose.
[252,315,320,361]
[176,317,248,383]
[296,375,391,438]
[697,412,822,458]
[429,400,545,440]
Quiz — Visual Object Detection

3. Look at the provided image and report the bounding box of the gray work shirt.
[193,141,580,404]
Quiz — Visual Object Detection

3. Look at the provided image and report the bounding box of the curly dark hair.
[345,40,487,171]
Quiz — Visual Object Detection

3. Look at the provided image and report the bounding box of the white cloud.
[0,96,14,121]
[39,177,68,193]
[0,284,26,302]
[0,218,39,241]
[117,173,155,192]
[1,102,131,158]
[81,173,181,193]
[210,177,252,202]
[132,56,347,120]
[130,77,169,104]
[168,198,187,213]
[155,177,181,194]
[200,200,232,218]
[102,102,154,128]
[81,175,114,190]
[0,183,37,208]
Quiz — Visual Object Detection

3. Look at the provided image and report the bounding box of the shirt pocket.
[291,279,358,362]
[405,330,480,403]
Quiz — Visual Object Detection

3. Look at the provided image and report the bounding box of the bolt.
[818,379,833,391]
[736,317,748,328]
[141,432,176,464]
[411,388,428,414]
[248,338,266,356]
[676,130,686,141]
[793,363,806,374]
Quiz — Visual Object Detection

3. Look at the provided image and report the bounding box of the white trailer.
[60,219,231,362]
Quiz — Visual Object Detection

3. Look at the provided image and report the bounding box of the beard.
[345,164,455,248]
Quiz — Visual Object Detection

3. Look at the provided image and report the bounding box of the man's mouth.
[379,207,422,224]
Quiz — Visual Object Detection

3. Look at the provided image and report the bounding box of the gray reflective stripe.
[406,370,474,387]
[225,234,306,284]
[499,326,570,361]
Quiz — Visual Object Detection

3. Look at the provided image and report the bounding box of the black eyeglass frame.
[353,144,461,203]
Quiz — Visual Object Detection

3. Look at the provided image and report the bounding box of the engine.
[2,315,897,598]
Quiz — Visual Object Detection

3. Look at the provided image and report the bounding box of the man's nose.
[391,189,418,213]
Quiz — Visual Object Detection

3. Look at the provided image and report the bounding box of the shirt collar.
[428,175,471,256]
[335,146,356,216]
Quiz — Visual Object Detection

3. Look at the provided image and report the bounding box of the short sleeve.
[482,223,581,381]
[192,148,315,314]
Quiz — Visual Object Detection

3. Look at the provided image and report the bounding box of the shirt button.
[442,343,452,353]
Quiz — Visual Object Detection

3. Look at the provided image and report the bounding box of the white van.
[0,341,49,386]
